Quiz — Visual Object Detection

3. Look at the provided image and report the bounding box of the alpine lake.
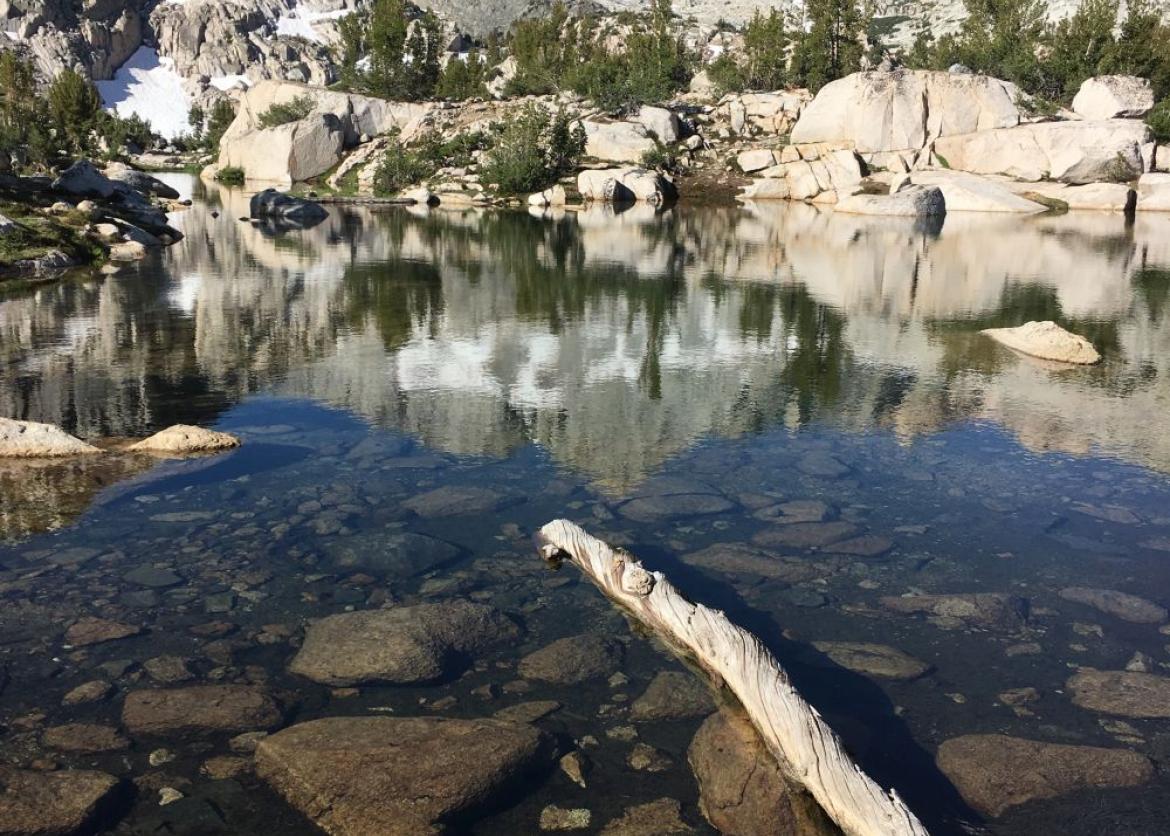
[2,174,1170,835]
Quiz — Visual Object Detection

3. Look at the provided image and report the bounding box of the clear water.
[2,176,1170,834]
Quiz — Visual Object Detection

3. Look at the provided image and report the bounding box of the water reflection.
[3,180,1170,496]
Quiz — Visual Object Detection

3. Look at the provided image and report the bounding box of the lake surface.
[2,176,1170,834]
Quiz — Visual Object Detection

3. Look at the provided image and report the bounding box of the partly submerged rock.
[630,671,716,721]
[122,685,283,736]
[518,635,623,685]
[255,716,551,836]
[811,641,932,680]
[835,185,946,216]
[981,321,1101,364]
[0,418,100,458]
[1059,587,1167,624]
[936,734,1152,816]
[290,601,519,686]
[249,189,329,227]
[0,767,121,836]
[43,723,130,753]
[909,170,1047,212]
[1066,669,1170,718]
[127,424,241,455]
[688,710,834,836]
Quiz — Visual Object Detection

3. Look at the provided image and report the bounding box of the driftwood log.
[535,519,929,836]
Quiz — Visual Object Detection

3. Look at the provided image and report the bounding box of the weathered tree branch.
[535,518,929,836]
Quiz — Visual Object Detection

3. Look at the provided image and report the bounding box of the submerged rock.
[0,767,121,836]
[811,641,932,680]
[127,425,241,455]
[43,723,129,753]
[122,685,283,736]
[1058,587,1167,624]
[290,601,520,686]
[402,485,522,518]
[518,635,623,685]
[936,734,1152,816]
[256,716,550,836]
[682,543,822,583]
[688,710,834,835]
[331,531,461,577]
[1066,669,1170,718]
[981,321,1101,364]
[630,671,716,721]
[0,417,100,458]
[540,805,592,830]
[64,617,141,647]
[879,592,1029,629]
[600,798,694,835]
[752,521,858,549]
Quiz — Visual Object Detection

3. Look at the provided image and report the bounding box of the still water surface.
[1,177,1169,834]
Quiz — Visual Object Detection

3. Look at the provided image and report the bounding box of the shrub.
[707,54,745,94]
[481,105,585,194]
[215,166,245,185]
[206,100,236,152]
[437,51,489,100]
[340,0,443,100]
[257,96,315,128]
[371,130,494,195]
[1148,99,1170,142]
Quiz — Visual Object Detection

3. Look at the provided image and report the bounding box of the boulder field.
[209,69,1167,216]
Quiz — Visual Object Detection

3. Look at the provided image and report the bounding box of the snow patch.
[210,74,252,91]
[96,46,191,141]
[274,7,352,42]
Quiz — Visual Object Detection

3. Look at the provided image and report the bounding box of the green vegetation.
[257,95,315,128]
[437,52,490,100]
[790,0,869,93]
[480,105,585,194]
[215,166,246,185]
[507,0,690,109]
[339,0,443,100]
[188,99,237,154]
[708,10,790,93]
[0,200,101,270]
[1148,99,1170,142]
[0,54,159,169]
[372,129,492,195]
[906,0,1170,103]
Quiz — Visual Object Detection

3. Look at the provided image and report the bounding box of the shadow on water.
[631,540,982,835]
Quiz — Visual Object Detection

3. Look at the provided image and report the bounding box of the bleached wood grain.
[536,518,929,836]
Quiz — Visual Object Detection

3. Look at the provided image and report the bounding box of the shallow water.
[2,177,1170,834]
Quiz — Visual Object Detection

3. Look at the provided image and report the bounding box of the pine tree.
[47,69,103,154]
[791,0,868,92]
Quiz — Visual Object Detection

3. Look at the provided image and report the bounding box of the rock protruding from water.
[835,185,946,216]
[811,642,932,680]
[518,635,624,685]
[630,671,716,721]
[0,766,121,835]
[122,685,283,736]
[249,189,329,227]
[255,716,550,836]
[290,601,520,686]
[127,424,241,455]
[936,734,1152,816]
[1066,669,1170,718]
[0,418,100,458]
[1058,587,1167,624]
[981,321,1101,364]
[687,710,835,836]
